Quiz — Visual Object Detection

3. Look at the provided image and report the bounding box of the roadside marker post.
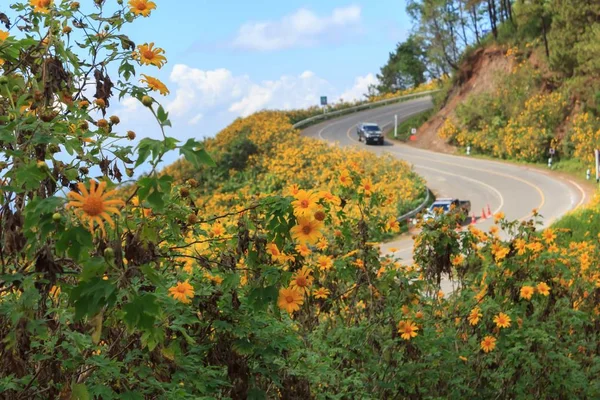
[394,115,398,138]
[466,144,471,155]
[587,169,591,180]
[548,157,552,169]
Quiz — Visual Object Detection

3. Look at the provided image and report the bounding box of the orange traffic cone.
[481,208,487,220]
[470,213,477,225]
[487,204,492,218]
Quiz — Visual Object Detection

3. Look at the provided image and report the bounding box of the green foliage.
[376,34,428,93]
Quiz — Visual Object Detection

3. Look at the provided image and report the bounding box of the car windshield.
[430,204,449,212]
[364,125,380,131]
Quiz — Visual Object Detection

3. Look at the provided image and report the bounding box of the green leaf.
[56,227,93,261]
[179,139,216,168]
[120,392,144,400]
[71,383,90,400]
[69,278,117,320]
[123,293,159,331]
[137,175,172,212]
[80,257,108,281]
[135,138,163,167]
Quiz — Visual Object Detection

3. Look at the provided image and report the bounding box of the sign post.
[594,149,600,183]
[409,128,417,141]
[548,148,555,169]
[394,115,398,138]
[320,96,327,114]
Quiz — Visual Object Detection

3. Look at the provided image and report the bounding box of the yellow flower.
[290,267,313,295]
[320,191,341,206]
[313,287,330,299]
[520,285,534,300]
[316,255,334,271]
[295,243,312,257]
[315,237,328,251]
[397,320,419,340]
[451,254,464,266]
[49,285,61,300]
[135,43,167,68]
[290,217,323,244]
[468,307,482,326]
[537,282,550,296]
[30,0,52,13]
[0,30,9,42]
[493,312,511,329]
[291,190,320,217]
[66,180,125,236]
[542,228,556,244]
[338,169,352,187]
[493,212,504,223]
[359,178,375,196]
[277,286,304,313]
[386,218,400,232]
[168,281,195,304]
[480,336,496,353]
[141,74,169,95]
[128,0,156,17]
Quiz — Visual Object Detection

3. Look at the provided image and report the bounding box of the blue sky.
[116,1,412,140]
[5,1,413,170]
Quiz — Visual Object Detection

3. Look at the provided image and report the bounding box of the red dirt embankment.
[411,46,514,153]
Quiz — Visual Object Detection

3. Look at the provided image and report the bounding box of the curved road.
[302,97,588,276]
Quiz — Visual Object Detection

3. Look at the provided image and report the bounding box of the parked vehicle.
[422,198,471,221]
[357,123,384,145]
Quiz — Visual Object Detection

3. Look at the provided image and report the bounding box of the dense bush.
[2,2,600,399]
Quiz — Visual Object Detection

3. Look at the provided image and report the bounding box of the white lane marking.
[568,179,587,209]
[317,99,432,142]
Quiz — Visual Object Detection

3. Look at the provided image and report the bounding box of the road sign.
[320,96,327,106]
[411,128,417,135]
[549,148,555,155]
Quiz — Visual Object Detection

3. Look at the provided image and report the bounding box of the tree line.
[375,0,600,94]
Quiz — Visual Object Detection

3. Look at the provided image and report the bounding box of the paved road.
[302,97,588,291]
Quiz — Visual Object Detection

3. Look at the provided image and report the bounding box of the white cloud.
[337,73,378,103]
[167,65,250,116]
[167,65,336,119]
[188,113,204,125]
[232,5,362,51]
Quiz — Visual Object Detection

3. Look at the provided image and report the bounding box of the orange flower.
[277,286,304,313]
[66,180,125,236]
[0,30,9,42]
[397,320,419,340]
[468,307,482,326]
[316,255,334,271]
[480,336,496,353]
[493,312,511,329]
[290,217,323,244]
[30,0,52,13]
[291,190,320,217]
[295,243,312,257]
[135,43,167,68]
[168,281,195,304]
[141,74,169,95]
[338,169,352,187]
[290,267,313,295]
[313,287,330,299]
[359,178,374,196]
[537,282,550,296]
[520,285,534,300]
[542,228,556,244]
[128,0,156,17]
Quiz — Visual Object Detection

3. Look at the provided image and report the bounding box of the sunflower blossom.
[141,74,169,95]
[480,336,496,353]
[397,320,419,340]
[468,307,482,326]
[277,286,304,314]
[520,285,534,300]
[30,0,52,13]
[66,179,125,236]
[493,312,511,329]
[135,43,167,68]
[290,217,323,244]
[168,281,195,304]
[313,287,330,299]
[290,267,313,295]
[291,190,320,217]
[128,0,156,17]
